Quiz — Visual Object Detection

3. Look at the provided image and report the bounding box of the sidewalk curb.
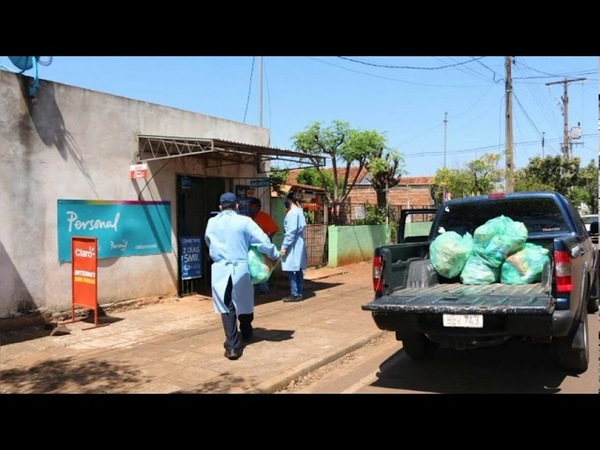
[250,330,385,394]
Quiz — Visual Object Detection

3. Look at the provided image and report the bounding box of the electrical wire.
[403,134,595,159]
[434,56,497,83]
[243,57,255,123]
[337,56,485,70]
[137,159,173,201]
[264,58,272,137]
[308,57,488,88]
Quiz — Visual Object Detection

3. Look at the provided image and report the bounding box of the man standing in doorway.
[205,192,279,360]
[248,197,279,296]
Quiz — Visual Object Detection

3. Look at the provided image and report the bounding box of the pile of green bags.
[429,215,549,285]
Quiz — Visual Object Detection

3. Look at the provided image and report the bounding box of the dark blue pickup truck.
[362,191,599,373]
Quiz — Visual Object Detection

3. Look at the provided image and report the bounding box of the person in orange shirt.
[248,197,280,296]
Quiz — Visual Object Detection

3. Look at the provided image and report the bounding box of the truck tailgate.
[362,283,554,315]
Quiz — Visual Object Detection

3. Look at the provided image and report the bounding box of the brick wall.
[286,169,436,209]
[348,184,434,208]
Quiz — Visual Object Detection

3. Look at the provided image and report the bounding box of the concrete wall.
[327,224,389,267]
[0,70,269,319]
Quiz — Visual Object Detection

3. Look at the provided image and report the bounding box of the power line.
[403,134,595,158]
[242,57,255,123]
[337,56,486,70]
[515,60,596,79]
[436,56,501,83]
[308,57,485,87]
[512,90,544,137]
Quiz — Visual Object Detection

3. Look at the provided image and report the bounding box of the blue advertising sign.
[180,236,202,279]
[235,185,254,215]
[57,200,172,263]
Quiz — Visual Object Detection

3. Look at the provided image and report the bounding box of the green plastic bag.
[501,243,550,284]
[248,245,275,284]
[473,215,527,268]
[460,253,500,285]
[430,231,474,279]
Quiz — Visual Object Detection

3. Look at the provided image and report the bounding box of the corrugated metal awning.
[137,135,325,169]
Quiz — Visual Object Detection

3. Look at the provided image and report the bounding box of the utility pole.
[259,56,263,127]
[546,77,586,159]
[443,112,448,202]
[505,56,514,193]
[542,131,545,158]
[443,112,448,169]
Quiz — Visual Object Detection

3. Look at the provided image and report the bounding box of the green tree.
[514,155,581,193]
[433,153,504,200]
[514,155,597,212]
[292,120,386,224]
[268,168,289,196]
[296,167,335,193]
[365,147,406,210]
[577,159,598,213]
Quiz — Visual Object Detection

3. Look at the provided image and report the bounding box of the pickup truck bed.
[362,192,599,373]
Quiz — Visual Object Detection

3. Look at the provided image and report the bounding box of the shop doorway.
[176,175,225,296]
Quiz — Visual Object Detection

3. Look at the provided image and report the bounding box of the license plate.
[443,314,483,328]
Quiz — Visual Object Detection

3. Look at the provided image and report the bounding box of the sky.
[1,56,597,177]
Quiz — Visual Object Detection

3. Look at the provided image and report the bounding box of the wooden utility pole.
[546,77,586,159]
[542,131,545,158]
[505,56,514,193]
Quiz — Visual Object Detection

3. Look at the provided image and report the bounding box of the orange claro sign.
[69,236,105,329]
[130,163,148,179]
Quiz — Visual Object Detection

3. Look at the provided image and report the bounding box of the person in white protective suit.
[204,192,279,360]
[280,191,308,302]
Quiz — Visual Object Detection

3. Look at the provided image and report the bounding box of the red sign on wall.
[130,163,148,179]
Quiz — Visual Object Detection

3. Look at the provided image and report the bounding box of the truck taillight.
[373,256,383,295]
[554,250,572,293]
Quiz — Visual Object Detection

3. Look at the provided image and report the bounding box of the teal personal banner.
[57,200,172,263]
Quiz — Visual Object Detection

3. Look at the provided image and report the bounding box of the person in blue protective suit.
[205,192,279,360]
[280,191,308,302]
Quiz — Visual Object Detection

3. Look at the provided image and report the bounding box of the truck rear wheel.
[400,332,437,360]
[554,312,589,374]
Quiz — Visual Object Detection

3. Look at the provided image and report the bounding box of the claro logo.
[75,247,96,258]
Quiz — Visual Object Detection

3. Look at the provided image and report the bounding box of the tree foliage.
[268,168,289,196]
[432,153,504,202]
[366,148,406,210]
[514,155,597,212]
[296,167,335,193]
[431,152,597,214]
[292,120,391,224]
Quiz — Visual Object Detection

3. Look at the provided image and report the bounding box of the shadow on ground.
[370,339,569,394]
[0,356,143,394]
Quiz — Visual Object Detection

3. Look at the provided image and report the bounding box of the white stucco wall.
[0,70,269,318]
